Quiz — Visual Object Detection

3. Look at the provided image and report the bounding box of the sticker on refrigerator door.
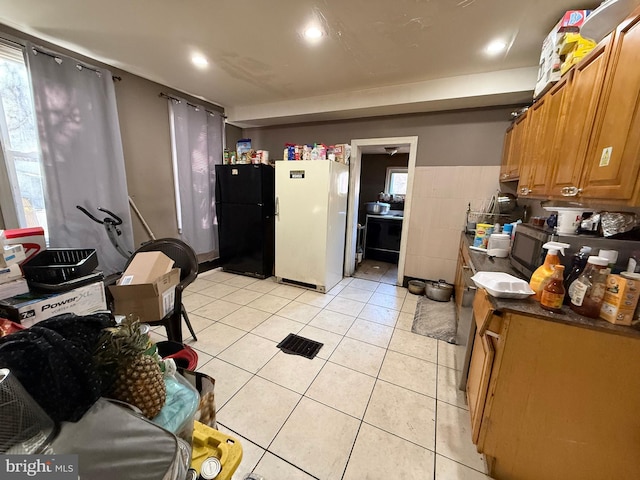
[290,170,305,179]
[232,168,239,175]
[599,146,612,167]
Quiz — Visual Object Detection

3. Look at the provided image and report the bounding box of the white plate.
[471,271,535,299]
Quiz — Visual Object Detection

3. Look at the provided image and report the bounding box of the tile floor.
[150,269,491,480]
[352,259,398,284]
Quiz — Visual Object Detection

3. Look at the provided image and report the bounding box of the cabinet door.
[529,75,571,196]
[508,113,529,181]
[509,111,530,191]
[580,13,640,201]
[548,36,613,197]
[467,328,495,445]
[499,126,514,182]
[518,95,549,197]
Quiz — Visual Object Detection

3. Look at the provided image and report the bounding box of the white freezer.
[275,160,349,292]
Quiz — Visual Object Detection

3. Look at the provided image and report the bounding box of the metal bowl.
[365,202,390,215]
[408,280,426,295]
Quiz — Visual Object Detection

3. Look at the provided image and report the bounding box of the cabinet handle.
[465,285,477,292]
[501,173,509,179]
[561,186,582,197]
[520,187,531,195]
[462,265,472,270]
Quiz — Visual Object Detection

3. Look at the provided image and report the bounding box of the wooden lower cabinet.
[468,289,640,480]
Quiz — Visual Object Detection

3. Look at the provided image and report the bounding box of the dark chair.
[124,238,198,343]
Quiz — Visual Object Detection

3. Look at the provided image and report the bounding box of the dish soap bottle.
[563,246,592,304]
[541,265,566,312]
[529,242,570,301]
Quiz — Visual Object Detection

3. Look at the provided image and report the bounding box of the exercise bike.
[76,205,132,260]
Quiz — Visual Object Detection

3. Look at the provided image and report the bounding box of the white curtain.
[168,98,222,259]
[26,44,133,275]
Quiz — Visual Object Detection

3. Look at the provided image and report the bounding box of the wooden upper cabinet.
[506,112,529,181]
[517,100,547,197]
[499,125,514,181]
[580,12,640,201]
[548,34,613,198]
[529,74,571,197]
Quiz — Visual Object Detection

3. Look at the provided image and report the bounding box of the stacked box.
[560,33,597,75]
[534,10,592,99]
[600,274,640,325]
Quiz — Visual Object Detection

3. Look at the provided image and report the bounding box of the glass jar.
[569,256,610,318]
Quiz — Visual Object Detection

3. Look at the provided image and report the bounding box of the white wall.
[404,165,501,282]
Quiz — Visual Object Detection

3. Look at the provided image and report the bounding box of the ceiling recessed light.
[304,26,323,40]
[486,40,507,55]
[191,53,209,68]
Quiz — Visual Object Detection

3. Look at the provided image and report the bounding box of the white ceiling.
[0,0,602,127]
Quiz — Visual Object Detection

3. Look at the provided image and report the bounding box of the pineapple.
[94,316,166,418]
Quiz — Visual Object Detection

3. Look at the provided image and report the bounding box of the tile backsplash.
[404,165,500,282]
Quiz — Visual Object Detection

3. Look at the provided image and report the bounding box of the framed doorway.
[344,136,419,285]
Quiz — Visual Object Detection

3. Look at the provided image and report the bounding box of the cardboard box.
[534,10,591,98]
[109,251,180,322]
[3,227,46,264]
[0,264,23,285]
[599,274,640,325]
[0,281,106,327]
[0,244,26,268]
[0,278,29,300]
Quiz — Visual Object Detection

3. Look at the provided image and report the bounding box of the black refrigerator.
[215,164,275,278]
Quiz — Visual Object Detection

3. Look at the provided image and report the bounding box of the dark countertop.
[461,232,640,339]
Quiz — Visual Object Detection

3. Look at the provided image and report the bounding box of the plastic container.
[541,265,565,312]
[191,421,243,480]
[22,248,98,283]
[487,233,511,257]
[563,246,592,304]
[471,272,535,299]
[473,223,494,249]
[529,242,570,301]
[569,256,610,318]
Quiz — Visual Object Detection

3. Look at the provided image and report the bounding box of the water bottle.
[563,246,592,304]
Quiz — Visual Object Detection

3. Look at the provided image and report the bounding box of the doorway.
[344,136,419,286]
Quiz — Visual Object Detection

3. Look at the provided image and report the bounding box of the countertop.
[366,213,404,220]
[461,232,640,339]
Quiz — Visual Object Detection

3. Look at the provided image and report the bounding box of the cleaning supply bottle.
[563,246,592,304]
[541,265,566,312]
[529,242,570,301]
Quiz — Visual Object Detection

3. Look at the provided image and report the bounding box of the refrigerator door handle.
[275,196,279,216]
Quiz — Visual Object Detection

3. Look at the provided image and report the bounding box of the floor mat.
[277,333,324,359]
[412,296,457,344]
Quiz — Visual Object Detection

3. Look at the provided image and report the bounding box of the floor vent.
[277,333,323,360]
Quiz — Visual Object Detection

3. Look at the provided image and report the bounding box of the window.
[385,167,408,196]
[0,43,47,235]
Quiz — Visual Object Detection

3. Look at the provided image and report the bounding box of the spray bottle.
[529,242,571,301]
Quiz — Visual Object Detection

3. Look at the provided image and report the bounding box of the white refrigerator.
[275,160,349,293]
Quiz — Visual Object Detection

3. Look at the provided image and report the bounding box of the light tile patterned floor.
[152,268,491,480]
